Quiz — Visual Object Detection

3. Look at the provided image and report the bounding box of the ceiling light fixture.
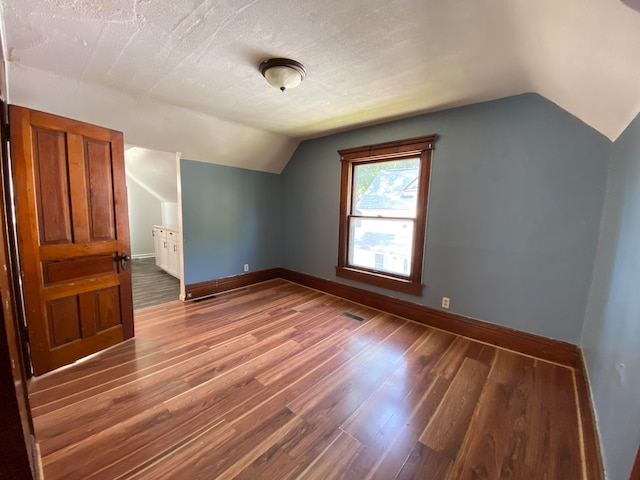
[259,58,307,92]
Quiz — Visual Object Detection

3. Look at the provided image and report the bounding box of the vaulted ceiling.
[3,0,640,172]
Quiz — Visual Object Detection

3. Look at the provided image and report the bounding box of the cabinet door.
[167,239,179,277]
[158,229,168,269]
[153,228,162,266]
[166,230,179,277]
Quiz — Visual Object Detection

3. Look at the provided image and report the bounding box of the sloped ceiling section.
[7,63,299,173]
[125,146,178,203]
[3,0,640,173]
[513,0,640,139]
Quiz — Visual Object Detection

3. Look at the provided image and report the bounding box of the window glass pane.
[353,159,420,219]
[349,217,414,277]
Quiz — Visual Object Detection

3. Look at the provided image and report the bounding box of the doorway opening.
[124,146,184,309]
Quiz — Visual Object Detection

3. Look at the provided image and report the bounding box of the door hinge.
[1,123,9,141]
[20,325,30,343]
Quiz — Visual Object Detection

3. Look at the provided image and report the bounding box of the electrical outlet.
[442,297,450,309]
[244,264,249,272]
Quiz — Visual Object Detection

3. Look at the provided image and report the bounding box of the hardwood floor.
[131,257,180,310]
[28,280,587,479]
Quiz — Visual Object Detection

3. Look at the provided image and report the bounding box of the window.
[336,135,437,295]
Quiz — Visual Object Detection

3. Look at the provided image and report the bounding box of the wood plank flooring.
[28,279,587,479]
[131,257,180,310]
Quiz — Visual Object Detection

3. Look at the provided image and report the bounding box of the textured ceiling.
[2,0,640,171]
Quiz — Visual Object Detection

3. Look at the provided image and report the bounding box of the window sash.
[336,135,436,296]
[350,158,421,219]
[347,217,416,278]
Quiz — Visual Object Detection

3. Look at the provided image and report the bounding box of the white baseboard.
[132,253,155,259]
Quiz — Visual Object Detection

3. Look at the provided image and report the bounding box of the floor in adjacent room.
[28,279,586,479]
[131,257,180,310]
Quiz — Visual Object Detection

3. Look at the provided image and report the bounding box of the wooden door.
[9,105,133,376]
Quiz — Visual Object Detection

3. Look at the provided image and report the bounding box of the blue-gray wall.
[180,159,282,285]
[281,94,610,343]
[581,112,640,480]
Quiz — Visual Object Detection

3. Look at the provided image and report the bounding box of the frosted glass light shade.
[264,66,302,91]
[259,58,307,92]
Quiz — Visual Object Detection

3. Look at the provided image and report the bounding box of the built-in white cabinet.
[153,227,165,268]
[152,225,180,278]
[165,229,179,277]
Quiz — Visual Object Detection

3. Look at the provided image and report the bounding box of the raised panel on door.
[46,296,82,347]
[92,287,121,332]
[33,127,73,245]
[9,105,134,375]
[85,138,116,242]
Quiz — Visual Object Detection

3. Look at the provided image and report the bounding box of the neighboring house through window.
[336,135,437,295]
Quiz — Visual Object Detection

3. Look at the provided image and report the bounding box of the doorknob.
[119,252,131,270]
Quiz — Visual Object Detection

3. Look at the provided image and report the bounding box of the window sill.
[335,266,423,296]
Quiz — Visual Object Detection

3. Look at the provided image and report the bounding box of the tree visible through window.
[336,135,437,295]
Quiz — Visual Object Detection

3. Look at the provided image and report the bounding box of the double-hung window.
[336,135,437,295]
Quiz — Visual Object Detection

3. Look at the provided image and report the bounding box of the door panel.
[86,138,116,241]
[42,255,116,284]
[10,105,133,376]
[46,297,81,347]
[33,127,73,245]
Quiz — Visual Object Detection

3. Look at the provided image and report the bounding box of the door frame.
[0,97,38,476]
